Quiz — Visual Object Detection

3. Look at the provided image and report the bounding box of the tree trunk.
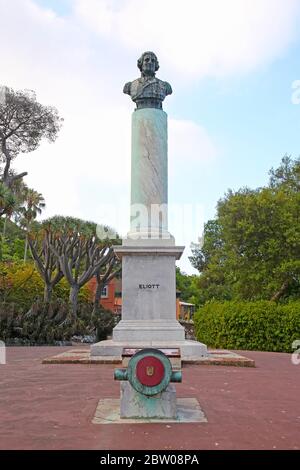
[2,216,8,239]
[0,216,8,261]
[94,281,103,311]
[270,280,290,302]
[69,284,79,319]
[23,234,28,263]
[2,148,11,185]
[44,284,53,303]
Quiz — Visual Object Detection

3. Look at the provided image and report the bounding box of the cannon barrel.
[114,348,182,396]
[114,368,128,381]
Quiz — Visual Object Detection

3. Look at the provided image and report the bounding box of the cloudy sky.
[1,0,300,273]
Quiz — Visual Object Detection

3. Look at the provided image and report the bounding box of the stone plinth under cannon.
[114,348,182,419]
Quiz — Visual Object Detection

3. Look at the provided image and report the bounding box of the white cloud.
[169,119,216,165]
[74,0,300,79]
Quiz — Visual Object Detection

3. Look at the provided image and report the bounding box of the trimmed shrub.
[194,300,300,352]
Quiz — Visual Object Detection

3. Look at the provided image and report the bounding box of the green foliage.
[42,216,98,236]
[0,237,26,262]
[53,276,90,303]
[41,215,120,242]
[93,309,116,341]
[0,183,17,217]
[194,300,300,352]
[0,218,25,240]
[190,157,300,303]
[176,268,200,305]
[0,300,115,344]
[0,262,44,309]
[269,155,300,192]
[0,262,90,309]
[190,220,223,273]
[18,188,45,229]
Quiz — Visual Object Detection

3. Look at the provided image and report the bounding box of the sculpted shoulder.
[123,81,132,95]
[124,78,172,96]
[164,81,172,96]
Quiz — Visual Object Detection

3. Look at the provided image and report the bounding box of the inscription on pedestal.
[139,284,160,289]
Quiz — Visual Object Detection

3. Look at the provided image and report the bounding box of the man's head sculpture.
[137,51,159,77]
[123,51,172,110]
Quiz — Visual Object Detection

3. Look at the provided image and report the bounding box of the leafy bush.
[0,300,116,344]
[93,309,116,341]
[194,300,300,352]
[0,262,90,309]
[0,262,44,309]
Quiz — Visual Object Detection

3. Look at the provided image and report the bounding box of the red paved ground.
[0,346,299,450]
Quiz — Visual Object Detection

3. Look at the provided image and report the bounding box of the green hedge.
[194,300,300,352]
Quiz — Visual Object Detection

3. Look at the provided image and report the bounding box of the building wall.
[87,277,116,312]
[176,297,180,320]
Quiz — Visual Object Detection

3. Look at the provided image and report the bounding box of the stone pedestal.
[120,382,177,419]
[91,105,208,361]
[113,245,185,342]
[90,243,208,360]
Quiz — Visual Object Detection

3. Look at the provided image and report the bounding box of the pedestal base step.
[42,348,255,367]
[92,397,207,424]
[90,339,208,361]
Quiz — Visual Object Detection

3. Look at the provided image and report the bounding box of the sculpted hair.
[137,52,159,72]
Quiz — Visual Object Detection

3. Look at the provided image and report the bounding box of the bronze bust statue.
[123,51,172,110]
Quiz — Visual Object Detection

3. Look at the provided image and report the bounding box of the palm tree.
[19,188,46,263]
[0,182,16,218]
[1,179,28,239]
[0,182,17,260]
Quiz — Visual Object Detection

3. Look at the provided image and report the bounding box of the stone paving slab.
[92,398,208,424]
[42,348,255,367]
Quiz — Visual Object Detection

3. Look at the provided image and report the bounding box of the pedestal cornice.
[113,245,185,260]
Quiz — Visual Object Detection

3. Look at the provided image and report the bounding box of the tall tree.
[269,154,300,192]
[50,233,117,318]
[28,230,64,303]
[2,178,28,237]
[41,215,119,242]
[190,157,300,303]
[0,182,17,260]
[0,182,16,218]
[19,188,46,263]
[0,87,62,189]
